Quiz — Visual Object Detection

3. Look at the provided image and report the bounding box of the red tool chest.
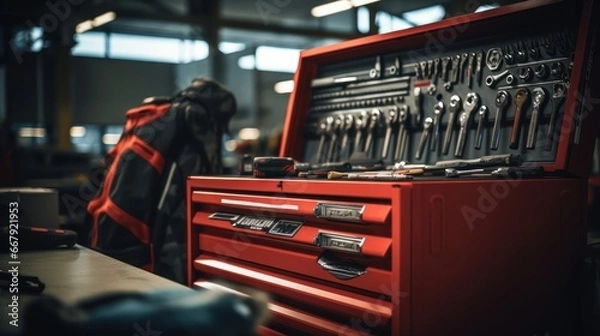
[187,0,600,334]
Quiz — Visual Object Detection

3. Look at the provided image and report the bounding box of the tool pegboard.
[281,0,600,178]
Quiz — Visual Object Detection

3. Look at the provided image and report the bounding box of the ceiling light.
[18,127,46,138]
[93,11,116,27]
[312,0,380,18]
[102,133,121,145]
[255,46,300,73]
[224,140,238,152]
[475,4,499,12]
[75,20,93,34]
[311,1,353,18]
[238,55,255,70]
[219,42,246,54]
[274,80,294,94]
[69,126,86,138]
[403,5,446,26]
[238,128,261,141]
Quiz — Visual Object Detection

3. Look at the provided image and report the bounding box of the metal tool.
[445,168,488,178]
[545,83,566,151]
[327,116,343,162]
[412,87,423,126]
[369,56,382,78]
[505,74,515,85]
[551,61,565,78]
[467,52,475,88]
[431,102,445,151]
[394,105,409,162]
[490,90,510,150]
[491,166,544,178]
[474,105,488,150]
[475,51,483,86]
[340,114,354,159]
[525,87,547,149]
[441,56,451,82]
[485,69,510,87]
[486,48,503,71]
[416,117,433,160]
[364,109,381,155]
[420,61,428,79]
[427,60,434,79]
[414,63,422,79]
[459,53,469,82]
[316,117,333,163]
[451,54,461,84]
[503,45,515,65]
[455,92,480,157]
[442,95,462,155]
[381,107,398,159]
[432,58,440,83]
[534,64,548,79]
[518,67,533,82]
[509,88,530,149]
[354,111,369,152]
[516,42,527,63]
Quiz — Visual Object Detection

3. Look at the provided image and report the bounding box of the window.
[72,32,107,58]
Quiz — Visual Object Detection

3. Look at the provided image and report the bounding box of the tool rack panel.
[187,176,586,335]
[281,0,600,177]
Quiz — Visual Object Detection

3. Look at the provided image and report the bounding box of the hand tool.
[433,153,523,169]
[525,87,547,149]
[516,41,527,63]
[432,58,441,83]
[503,45,515,65]
[316,117,333,163]
[412,87,423,127]
[386,57,401,76]
[327,116,343,162]
[474,105,488,150]
[459,53,469,82]
[295,161,353,173]
[486,47,503,71]
[545,83,566,151]
[491,166,544,178]
[442,95,462,155]
[369,56,382,78]
[509,88,530,149]
[414,63,422,79]
[431,102,445,151]
[253,157,296,178]
[529,39,540,60]
[393,105,409,161]
[420,61,428,79]
[455,92,480,157]
[445,168,489,178]
[485,69,510,87]
[475,51,483,86]
[427,60,434,78]
[534,64,548,79]
[327,171,414,181]
[505,74,515,85]
[354,111,369,152]
[441,56,451,82]
[416,117,433,160]
[550,61,565,78]
[364,109,381,155]
[381,107,399,159]
[340,114,354,159]
[445,55,461,90]
[490,90,510,150]
[467,52,475,88]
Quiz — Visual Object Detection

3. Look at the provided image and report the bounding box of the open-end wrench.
[441,56,451,82]
[364,109,382,155]
[431,102,445,151]
[381,107,399,159]
[394,105,410,162]
[467,52,475,88]
[340,114,354,160]
[509,88,530,150]
[432,58,441,83]
[475,51,483,86]
[485,69,510,87]
[525,87,547,149]
[316,116,334,163]
[455,92,480,157]
[490,90,510,150]
[412,87,423,127]
[442,95,462,155]
[354,111,369,152]
[544,83,566,151]
[474,105,488,150]
[327,116,343,162]
[416,117,433,160]
[459,53,469,83]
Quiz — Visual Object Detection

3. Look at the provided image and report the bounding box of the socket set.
[302,30,576,167]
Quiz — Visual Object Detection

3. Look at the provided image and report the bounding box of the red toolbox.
[187,0,600,334]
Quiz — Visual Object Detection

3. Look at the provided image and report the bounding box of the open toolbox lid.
[279,0,600,179]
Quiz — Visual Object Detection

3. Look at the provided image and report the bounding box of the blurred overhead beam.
[113,10,366,40]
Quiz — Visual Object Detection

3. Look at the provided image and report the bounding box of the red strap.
[125,104,171,132]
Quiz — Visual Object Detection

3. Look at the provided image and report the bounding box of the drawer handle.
[317,252,366,280]
[314,231,365,254]
[313,203,365,223]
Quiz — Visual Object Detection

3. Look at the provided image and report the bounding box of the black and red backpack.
[86,77,236,283]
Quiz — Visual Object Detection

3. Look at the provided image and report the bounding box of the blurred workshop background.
[0,0,550,237]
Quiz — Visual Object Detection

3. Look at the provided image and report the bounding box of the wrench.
[327,116,343,162]
[490,90,510,150]
[416,117,433,160]
[525,87,547,149]
[381,107,399,159]
[316,116,333,163]
[412,87,423,127]
[474,105,488,150]
[509,88,530,150]
[485,69,510,87]
[364,109,381,155]
[431,102,445,151]
[442,95,462,155]
[340,114,354,159]
[544,83,566,151]
[354,111,369,152]
[394,105,410,162]
[455,92,480,157]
